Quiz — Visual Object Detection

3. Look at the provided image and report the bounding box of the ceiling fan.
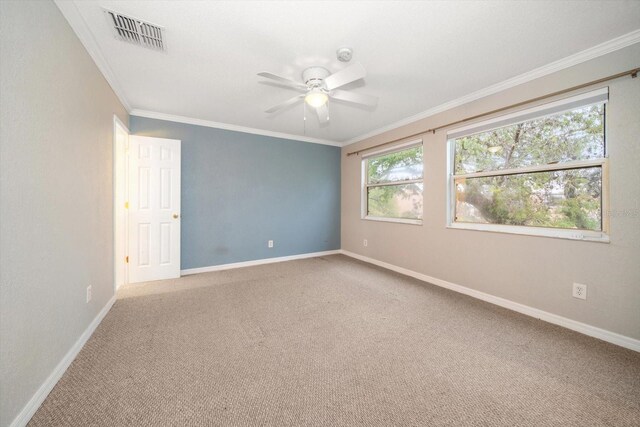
[258,62,378,124]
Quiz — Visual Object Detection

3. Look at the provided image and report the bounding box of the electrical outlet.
[268,240,274,248]
[86,285,92,303]
[572,283,587,300]
[363,239,368,247]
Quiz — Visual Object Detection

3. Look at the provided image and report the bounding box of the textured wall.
[129,116,341,269]
[0,1,128,425]
[341,44,640,341]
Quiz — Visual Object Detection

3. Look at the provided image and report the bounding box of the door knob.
[173,213,180,219]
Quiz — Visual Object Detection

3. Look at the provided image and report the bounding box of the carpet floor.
[29,255,640,426]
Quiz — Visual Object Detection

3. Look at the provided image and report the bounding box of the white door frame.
[113,115,129,291]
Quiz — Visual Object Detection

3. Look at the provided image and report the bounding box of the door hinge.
[124,201,129,209]
[125,256,129,264]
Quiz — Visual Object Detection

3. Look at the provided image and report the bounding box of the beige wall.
[341,44,640,341]
[0,1,128,425]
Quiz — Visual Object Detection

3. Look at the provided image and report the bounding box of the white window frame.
[446,88,610,242]
[362,139,423,225]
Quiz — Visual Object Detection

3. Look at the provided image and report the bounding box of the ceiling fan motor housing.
[302,66,330,88]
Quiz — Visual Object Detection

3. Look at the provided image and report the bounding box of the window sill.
[447,222,610,243]
[363,216,423,226]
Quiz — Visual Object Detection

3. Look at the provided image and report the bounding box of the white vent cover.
[104,9,165,51]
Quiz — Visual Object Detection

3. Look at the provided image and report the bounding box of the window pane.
[455,167,601,231]
[454,104,605,174]
[368,183,423,220]
[368,146,423,184]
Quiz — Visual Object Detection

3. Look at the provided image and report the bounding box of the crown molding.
[54,0,638,149]
[344,29,640,146]
[55,0,132,111]
[54,0,338,146]
[130,110,342,147]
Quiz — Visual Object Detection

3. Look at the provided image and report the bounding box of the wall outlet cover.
[572,283,587,300]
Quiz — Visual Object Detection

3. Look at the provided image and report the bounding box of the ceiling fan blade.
[315,103,329,124]
[330,89,378,107]
[258,72,308,90]
[265,94,304,113]
[324,62,366,90]
[258,81,308,93]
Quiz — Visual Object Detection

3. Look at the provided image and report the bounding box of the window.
[362,141,423,224]
[447,88,609,241]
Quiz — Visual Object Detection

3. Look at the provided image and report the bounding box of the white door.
[128,135,181,283]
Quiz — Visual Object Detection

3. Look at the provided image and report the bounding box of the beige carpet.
[30,255,640,426]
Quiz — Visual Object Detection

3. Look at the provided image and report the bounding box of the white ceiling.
[62,1,640,144]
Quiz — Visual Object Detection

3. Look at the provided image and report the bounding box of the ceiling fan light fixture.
[305,89,328,108]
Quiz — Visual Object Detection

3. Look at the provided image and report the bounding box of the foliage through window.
[364,143,423,222]
[449,90,608,239]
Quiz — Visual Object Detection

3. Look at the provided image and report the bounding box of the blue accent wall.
[129,116,341,270]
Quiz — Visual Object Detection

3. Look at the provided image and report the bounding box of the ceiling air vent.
[104,9,165,51]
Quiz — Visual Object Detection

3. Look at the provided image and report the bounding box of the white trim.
[112,115,129,291]
[366,178,423,188]
[112,115,129,134]
[339,250,640,352]
[54,1,132,111]
[130,110,341,147]
[343,29,640,146]
[54,0,336,147]
[363,216,422,226]
[447,222,610,243]
[445,137,456,227]
[180,250,341,275]
[454,158,606,180]
[53,0,639,149]
[7,250,638,427]
[10,296,117,427]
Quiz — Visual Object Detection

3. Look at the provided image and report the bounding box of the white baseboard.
[10,296,117,427]
[340,250,640,352]
[180,250,342,276]
[9,249,637,427]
